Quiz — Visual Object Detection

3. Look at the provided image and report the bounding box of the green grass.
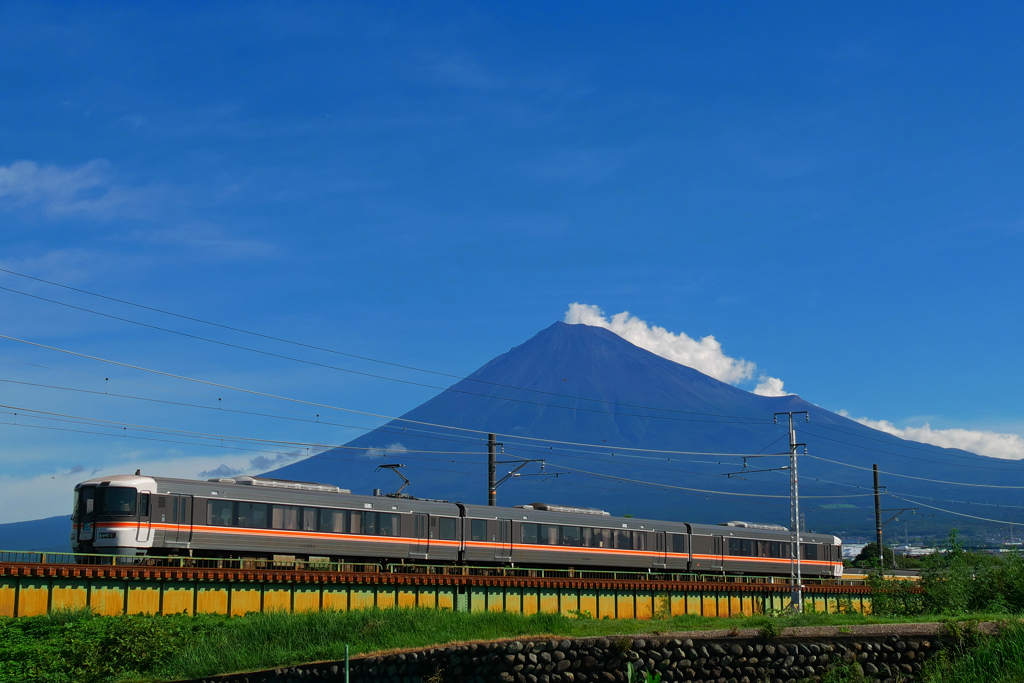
[917,621,1024,683]
[0,607,1001,683]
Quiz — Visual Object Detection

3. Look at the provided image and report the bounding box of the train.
[71,473,843,578]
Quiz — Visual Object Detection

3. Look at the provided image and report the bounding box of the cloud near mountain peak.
[564,303,788,396]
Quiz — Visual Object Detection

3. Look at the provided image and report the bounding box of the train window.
[671,534,687,553]
[768,541,782,558]
[378,513,399,536]
[319,509,345,533]
[471,519,487,541]
[139,494,150,517]
[521,523,538,544]
[349,511,362,534]
[98,487,137,516]
[362,511,400,536]
[237,502,268,529]
[590,528,612,548]
[208,500,234,527]
[562,526,581,546]
[540,524,560,545]
[614,530,631,550]
[172,498,178,523]
[272,505,300,530]
[801,544,818,560]
[729,538,756,556]
[302,508,317,532]
[439,517,457,540]
[632,532,647,550]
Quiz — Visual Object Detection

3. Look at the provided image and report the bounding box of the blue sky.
[1,2,1022,522]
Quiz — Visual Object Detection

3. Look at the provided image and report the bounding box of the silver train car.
[71,474,843,578]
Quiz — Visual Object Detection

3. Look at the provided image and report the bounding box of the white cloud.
[564,303,789,393]
[840,411,1024,460]
[753,375,788,397]
[0,159,149,219]
[365,442,408,458]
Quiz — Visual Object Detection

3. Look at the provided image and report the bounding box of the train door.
[653,531,667,569]
[494,519,512,562]
[170,495,193,544]
[136,491,152,543]
[77,486,96,543]
[410,513,429,559]
[711,535,724,571]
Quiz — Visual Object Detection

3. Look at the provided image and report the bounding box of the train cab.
[71,474,157,556]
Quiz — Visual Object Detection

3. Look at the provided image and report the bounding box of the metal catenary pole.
[488,433,497,506]
[874,464,883,572]
[776,411,808,612]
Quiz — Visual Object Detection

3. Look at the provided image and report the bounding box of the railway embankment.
[177,622,997,683]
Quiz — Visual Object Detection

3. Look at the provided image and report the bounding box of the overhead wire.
[805,454,1024,489]
[7,272,1020,516]
[800,426,1024,472]
[0,277,771,424]
[887,493,1023,525]
[0,402,852,501]
[0,332,789,458]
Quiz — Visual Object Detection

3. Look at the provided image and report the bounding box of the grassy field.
[0,607,1011,683]
[915,621,1024,683]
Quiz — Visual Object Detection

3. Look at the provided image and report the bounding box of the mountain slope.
[269,322,1024,536]
[0,515,71,553]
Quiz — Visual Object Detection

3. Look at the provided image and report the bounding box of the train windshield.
[75,486,96,522]
[97,487,137,517]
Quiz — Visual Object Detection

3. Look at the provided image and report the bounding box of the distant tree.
[852,543,922,570]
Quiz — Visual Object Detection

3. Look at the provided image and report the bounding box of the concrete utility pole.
[874,464,883,571]
[775,411,808,612]
[488,433,497,506]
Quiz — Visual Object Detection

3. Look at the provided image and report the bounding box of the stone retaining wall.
[186,630,948,683]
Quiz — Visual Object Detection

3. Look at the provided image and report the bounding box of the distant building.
[842,543,867,560]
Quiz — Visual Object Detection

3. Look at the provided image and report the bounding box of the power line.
[801,426,1024,472]
[805,454,1024,489]
[0,276,771,423]
[0,333,788,458]
[813,421,1019,463]
[0,402,843,501]
[887,493,1023,525]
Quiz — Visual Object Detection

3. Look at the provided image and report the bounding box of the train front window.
[72,489,81,522]
[98,487,137,517]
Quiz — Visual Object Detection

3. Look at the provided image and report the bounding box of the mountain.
[0,515,71,553]
[269,322,1024,539]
